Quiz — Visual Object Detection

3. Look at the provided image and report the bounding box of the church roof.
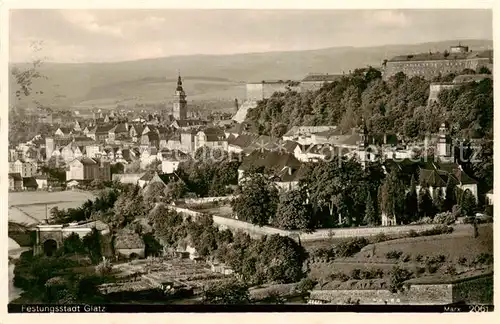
[176,74,184,92]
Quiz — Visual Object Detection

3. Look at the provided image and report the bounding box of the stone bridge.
[34,222,110,256]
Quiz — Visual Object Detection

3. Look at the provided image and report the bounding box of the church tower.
[358,118,368,167]
[437,122,452,162]
[173,73,187,120]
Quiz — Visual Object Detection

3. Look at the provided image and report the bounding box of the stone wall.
[112,173,144,184]
[232,100,257,123]
[169,206,290,239]
[297,224,470,241]
[310,274,493,305]
[428,83,458,104]
[116,248,145,259]
[452,274,493,305]
[310,284,453,305]
[181,196,235,205]
[169,205,470,242]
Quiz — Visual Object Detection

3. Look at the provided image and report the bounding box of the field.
[8,191,95,225]
[100,258,231,298]
[308,224,493,282]
[353,224,493,262]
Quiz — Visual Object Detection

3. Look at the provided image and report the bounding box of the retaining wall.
[169,205,472,241]
[310,284,453,305]
[310,274,493,305]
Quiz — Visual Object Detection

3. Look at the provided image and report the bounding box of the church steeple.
[172,71,187,120]
[176,71,184,92]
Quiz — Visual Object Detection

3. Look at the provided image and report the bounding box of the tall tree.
[273,189,313,231]
[460,190,477,216]
[231,173,279,227]
[432,188,446,214]
[444,177,457,211]
[379,170,406,225]
[363,191,378,226]
[417,187,433,218]
[404,175,418,223]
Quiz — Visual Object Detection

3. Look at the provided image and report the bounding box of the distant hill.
[9,39,492,109]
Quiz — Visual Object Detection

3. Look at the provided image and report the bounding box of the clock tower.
[173,73,187,120]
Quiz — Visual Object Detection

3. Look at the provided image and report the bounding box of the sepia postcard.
[0,0,497,320]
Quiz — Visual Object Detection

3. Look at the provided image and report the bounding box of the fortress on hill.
[382,44,493,80]
[233,43,493,123]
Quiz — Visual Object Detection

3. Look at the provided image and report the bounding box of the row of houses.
[8,173,47,191]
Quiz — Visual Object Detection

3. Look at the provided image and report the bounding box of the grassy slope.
[10,39,492,109]
[309,224,493,282]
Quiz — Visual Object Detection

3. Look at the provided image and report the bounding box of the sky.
[9,9,493,63]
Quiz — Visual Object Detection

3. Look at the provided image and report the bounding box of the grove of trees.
[246,69,493,141]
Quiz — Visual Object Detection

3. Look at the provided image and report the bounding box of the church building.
[172,74,187,120]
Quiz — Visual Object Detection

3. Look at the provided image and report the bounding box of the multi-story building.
[8,159,38,178]
[65,157,111,182]
[383,45,493,80]
[87,125,114,142]
[195,127,227,152]
[299,73,343,92]
[108,123,130,142]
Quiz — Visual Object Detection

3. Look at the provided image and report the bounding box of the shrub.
[374,268,384,279]
[359,268,384,280]
[374,232,388,243]
[388,266,413,293]
[312,248,335,262]
[401,254,411,263]
[444,265,457,276]
[415,266,426,276]
[350,268,361,280]
[419,225,453,236]
[415,254,423,263]
[335,237,369,258]
[408,230,419,238]
[421,217,434,224]
[330,272,350,282]
[426,264,439,274]
[474,253,493,266]
[202,279,250,304]
[458,257,468,266]
[95,258,113,276]
[385,250,403,260]
[297,277,317,294]
[424,255,445,273]
[436,254,446,263]
[433,212,456,225]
